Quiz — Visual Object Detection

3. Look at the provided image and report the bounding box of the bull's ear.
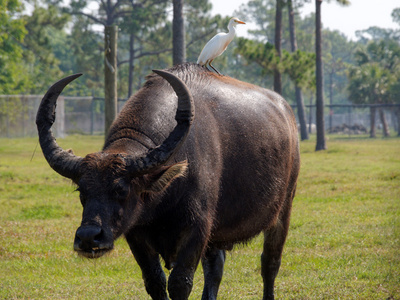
[143,161,188,194]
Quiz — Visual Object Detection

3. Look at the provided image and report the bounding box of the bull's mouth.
[74,245,113,259]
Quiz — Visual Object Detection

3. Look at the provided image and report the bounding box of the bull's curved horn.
[36,74,83,180]
[125,69,195,176]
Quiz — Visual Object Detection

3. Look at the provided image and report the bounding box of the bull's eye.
[76,188,87,206]
[79,193,87,207]
[115,188,128,201]
[113,180,130,202]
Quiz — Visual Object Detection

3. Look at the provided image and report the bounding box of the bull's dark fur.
[37,63,300,300]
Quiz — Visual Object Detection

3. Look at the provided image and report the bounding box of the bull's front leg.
[125,230,168,300]
[167,228,209,300]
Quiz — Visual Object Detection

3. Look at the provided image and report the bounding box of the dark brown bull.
[36,63,300,300]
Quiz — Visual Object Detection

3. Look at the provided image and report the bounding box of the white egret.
[197,17,246,75]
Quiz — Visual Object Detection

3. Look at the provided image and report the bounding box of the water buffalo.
[36,63,300,300]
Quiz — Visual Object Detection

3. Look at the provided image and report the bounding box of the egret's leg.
[204,61,213,72]
[208,60,222,75]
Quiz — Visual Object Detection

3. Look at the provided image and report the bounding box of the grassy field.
[0,135,399,299]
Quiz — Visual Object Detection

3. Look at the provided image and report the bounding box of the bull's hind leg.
[201,248,226,300]
[261,202,292,300]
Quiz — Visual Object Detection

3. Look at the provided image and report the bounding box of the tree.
[117,2,168,97]
[173,0,186,65]
[64,16,105,96]
[287,0,308,140]
[21,4,70,93]
[314,0,325,150]
[274,0,283,94]
[236,38,315,95]
[60,0,169,133]
[356,8,400,44]
[0,0,27,94]
[348,39,400,137]
[118,1,170,97]
[388,78,400,136]
[348,63,393,137]
[314,0,350,151]
[322,30,356,130]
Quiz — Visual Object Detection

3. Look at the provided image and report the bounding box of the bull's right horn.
[125,69,195,176]
[36,74,83,180]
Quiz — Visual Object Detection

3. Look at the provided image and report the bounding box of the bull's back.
[186,77,299,246]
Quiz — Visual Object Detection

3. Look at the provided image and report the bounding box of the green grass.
[1,135,399,299]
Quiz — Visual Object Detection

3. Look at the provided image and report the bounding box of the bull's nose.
[74,225,103,249]
[76,225,102,241]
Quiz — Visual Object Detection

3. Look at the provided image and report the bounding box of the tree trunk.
[274,0,283,94]
[370,106,376,138]
[288,0,297,52]
[173,0,185,65]
[395,108,400,136]
[288,0,308,140]
[379,108,390,137]
[295,87,309,139]
[309,95,314,134]
[315,0,326,150]
[104,25,118,139]
[128,33,135,98]
[329,71,333,131]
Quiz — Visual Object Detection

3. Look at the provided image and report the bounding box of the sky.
[209,0,399,40]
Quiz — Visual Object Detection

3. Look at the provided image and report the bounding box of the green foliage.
[21,4,71,94]
[236,37,315,90]
[348,39,400,105]
[348,63,393,104]
[64,16,105,96]
[392,8,400,24]
[0,0,28,94]
[0,136,399,298]
[331,0,350,5]
[235,0,276,42]
[236,38,279,74]
[356,8,400,43]
[0,0,397,115]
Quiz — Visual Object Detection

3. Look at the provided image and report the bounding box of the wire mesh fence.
[0,95,398,138]
[0,95,126,138]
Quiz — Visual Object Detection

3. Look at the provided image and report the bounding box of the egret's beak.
[236,20,246,24]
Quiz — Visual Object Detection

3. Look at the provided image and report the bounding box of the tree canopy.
[0,0,398,117]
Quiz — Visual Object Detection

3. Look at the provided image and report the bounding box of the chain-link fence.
[296,103,399,135]
[0,95,126,138]
[0,95,398,138]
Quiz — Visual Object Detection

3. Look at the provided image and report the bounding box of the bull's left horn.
[125,69,195,176]
[36,74,83,180]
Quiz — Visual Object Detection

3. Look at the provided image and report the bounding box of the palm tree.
[349,40,400,137]
[315,0,349,150]
[347,63,393,138]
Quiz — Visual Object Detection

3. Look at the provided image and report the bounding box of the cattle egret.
[197,17,246,75]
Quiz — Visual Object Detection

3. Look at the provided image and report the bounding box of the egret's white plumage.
[197,17,246,75]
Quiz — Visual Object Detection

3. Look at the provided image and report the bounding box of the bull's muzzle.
[73,225,113,258]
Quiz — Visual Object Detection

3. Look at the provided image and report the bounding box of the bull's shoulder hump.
[202,76,292,113]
